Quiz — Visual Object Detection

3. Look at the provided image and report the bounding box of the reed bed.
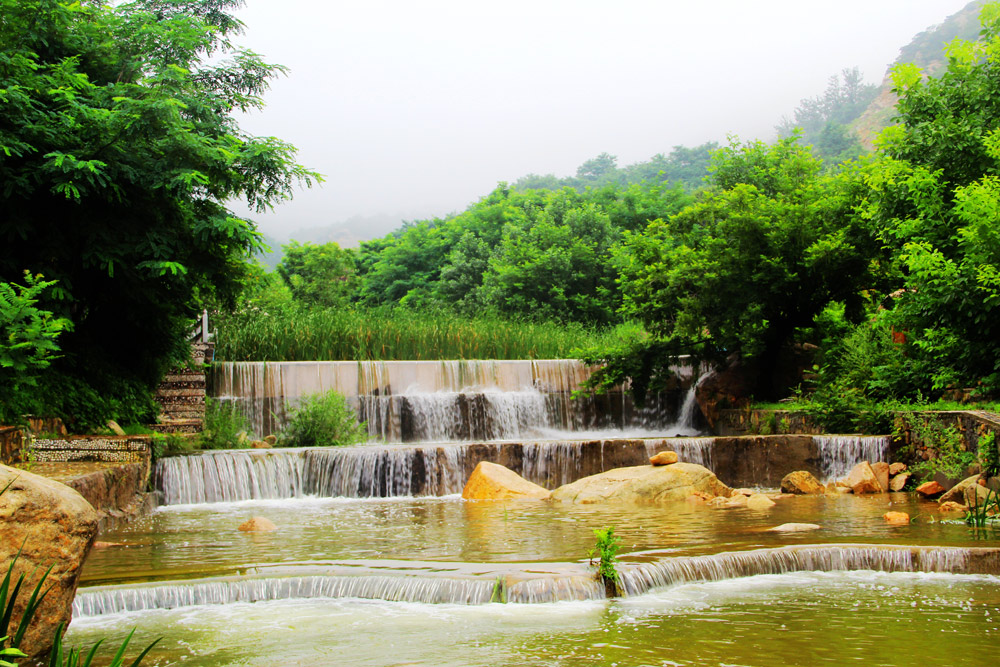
[216,308,638,361]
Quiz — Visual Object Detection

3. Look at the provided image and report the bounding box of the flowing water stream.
[63,359,999,665]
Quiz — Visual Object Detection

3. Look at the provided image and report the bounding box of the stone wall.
[0,426,23,464]
[30,435,150,464]
[714,409,825,436]
[62,462,154,532]
[892,410,1000,464]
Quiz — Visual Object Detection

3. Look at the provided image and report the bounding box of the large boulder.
[0,464,99,661]
[780,471,826,495]
[462,462,551,501]
[871,462,890,493]
[938,475,983,505]
[550,462,731,504]
[845,462,883,494]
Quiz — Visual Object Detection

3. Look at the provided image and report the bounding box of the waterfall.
[211,360,688,442]
[812,435,891,481]
[72,545,1000,616]
[618,544,993,598]
[158,438,717,504]
[157,449,308,505]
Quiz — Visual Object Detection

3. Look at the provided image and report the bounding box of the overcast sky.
[230,0,974,242]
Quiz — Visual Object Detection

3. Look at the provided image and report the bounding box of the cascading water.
[212,359,696,442]
[813,435,891,481]
[72,544,1000,616]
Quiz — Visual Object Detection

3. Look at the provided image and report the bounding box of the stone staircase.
[152,315,215,434]
[152,370,207,434]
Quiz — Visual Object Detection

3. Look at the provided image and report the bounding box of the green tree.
[859,2,1000,393]
[0,273,73,422]
[0,0,317,426]
[276,241,358,308]
[613,137,880,398]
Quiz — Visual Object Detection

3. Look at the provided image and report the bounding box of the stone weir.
[72,544,1000,614]
[155,434,890,505]
[211,360,693,442]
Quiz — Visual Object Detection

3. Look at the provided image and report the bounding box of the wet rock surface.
[462,461,551,500]
[550,462,731,504]
[0,464,99,661]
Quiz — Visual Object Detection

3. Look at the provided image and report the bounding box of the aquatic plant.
[589,526,622,597]
[489,576,508,604]
[280,391,367,447]
[45,625,156,667]
[965,485,999,529]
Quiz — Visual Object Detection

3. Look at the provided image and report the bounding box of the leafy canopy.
[0,0,317,426]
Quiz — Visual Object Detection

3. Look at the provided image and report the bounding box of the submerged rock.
[462,462,551,501]
[649,450,678,466]
[769,523,821,532]
[939,501,967,512]
[550,462,731,504]
[883,511,910,524]
[0,464,99,661]
[780,471,826,495]
[845,462,883,494]
[238,517,277,532]
[746,494,776,510]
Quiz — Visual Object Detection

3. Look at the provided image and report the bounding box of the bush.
[200,399,252,450]
[280,391,367,447]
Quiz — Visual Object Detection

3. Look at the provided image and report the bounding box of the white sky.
[231,0,975,241]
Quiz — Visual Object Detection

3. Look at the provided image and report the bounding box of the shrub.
[588,526,622,597]
[280,391,367,447]
[200,399,252,450]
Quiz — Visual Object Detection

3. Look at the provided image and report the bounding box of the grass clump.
[588,526,622,597]
[280,391,367,447]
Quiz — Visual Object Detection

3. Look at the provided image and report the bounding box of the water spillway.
[155,434,890,504]
[72,544,1000,615]
[211,359,692,441]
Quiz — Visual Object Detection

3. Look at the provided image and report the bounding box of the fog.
[231,0,973,245]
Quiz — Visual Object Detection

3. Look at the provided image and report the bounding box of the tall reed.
[216,307,641,361]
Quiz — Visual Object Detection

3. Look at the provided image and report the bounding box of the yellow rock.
[883,511,909,525]
[649,450,679,466]
[461,462,551,501]
[746,494,776,510]
[238,517,276,532]
[551,462,731,504]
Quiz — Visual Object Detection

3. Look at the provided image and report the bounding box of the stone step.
[155,387,207,398]
[158,407,206,420]
[151,419,203,434]
[162,373,206,384]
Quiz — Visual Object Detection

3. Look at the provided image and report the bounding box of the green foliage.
[280,391,367,448]
[615,136,880,399]
[0,0,317,425]
[776,67,878,164]
[978,431,998,477]
[149,432,194,460]
[217,306,631,361]
[356,182,690,323]
[0,273,72,423]
[46,625,156,667]
[201,398,252,448]
[276,241,358,308]
[903,416,975,482]
[588,526,622,597]
[860,2,1000,395]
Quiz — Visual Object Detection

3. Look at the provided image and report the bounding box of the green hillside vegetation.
[4,0,999,432]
